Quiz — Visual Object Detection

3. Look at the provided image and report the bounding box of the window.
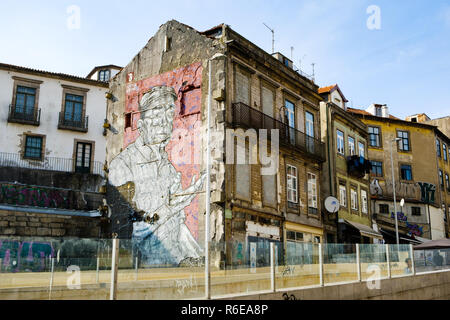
[379,204,389,214]
[444,144,448,161]
[337,130,344,155]
[446,174,450,192]
[287,231,304,242]
[287,165,298,204]
[358,142,365,158]
[98,70,110,82]
[370,161,383,177]
[437,139,441,157]
[307,173,318,212]
[24,135,43,160]
[348,136,355,156]
[15,86,36,116]
[350,188,358,211]
[262,169,277,206]
[400,165,413,181]
[339,184,347,207]
[375,106,382,117]
[64,93,84,125]
[235,70,250,105]
[439,170,444,187]
[397,131,410,151]
[411,207,421,216]
[361,190,368,214]
[305,112,315,153]
[75,142,92,173]
[368,126,381,147]
[285,100,296,145]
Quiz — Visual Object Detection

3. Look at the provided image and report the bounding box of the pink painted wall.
[124,62,203,240]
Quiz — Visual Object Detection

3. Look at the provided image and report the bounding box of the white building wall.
[0,69,107,169]
[330,90,345,110]
[429,206,446,240]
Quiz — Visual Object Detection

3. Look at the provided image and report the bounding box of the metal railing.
[0,152,104,176]
[58,112,89,132]
[231,102,325,161]
[7,104,41,126]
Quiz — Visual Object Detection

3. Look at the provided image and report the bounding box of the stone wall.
[0,209,105,238]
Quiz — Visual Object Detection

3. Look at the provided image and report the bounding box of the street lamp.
[205,52,226,300]
[390,137,402,245]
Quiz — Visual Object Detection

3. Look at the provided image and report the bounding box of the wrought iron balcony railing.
[7,104,41,126]
[0,152,104,177]
[231,102,326,161]
[58,112,88,132]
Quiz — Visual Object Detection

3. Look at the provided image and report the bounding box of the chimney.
[381,105,389,118]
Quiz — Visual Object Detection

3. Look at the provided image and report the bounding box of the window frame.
[358,141,365,158]
[439,169,444,188]
[368,126,382,148]
[98,69,111,82]
[443,144,448,162]
[10,76,42,124]
[361,189,368,214]
[348,135,356,156]
[446,173,450,193]
[379,204,390,214]
[437,139,442,158]
[287,165,298,204]
[336,129,345,155]
[339,183,347,208]
[59,85,89,132]
[350,187,358,212]
[72,139,95,174]
[307,172,318,211]
[370,160,384,177]
[399,164,413,182]
[22,133,46,161]
[411,207,421,216]
[396,130,411,152]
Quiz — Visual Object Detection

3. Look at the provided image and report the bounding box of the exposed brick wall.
[0,209,106,238]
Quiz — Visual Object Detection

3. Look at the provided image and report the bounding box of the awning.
[379,228,424,244]
[0,204,102,218]
[414,238,450,250]
[344,220,383,240]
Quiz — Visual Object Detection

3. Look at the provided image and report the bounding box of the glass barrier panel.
[276,242,320,290]
[116,238,205,300]
[360,244,388,281]
[389,244,412,277]
[210,240,274,298]
[323,243,358,284]
[414,248,450,273]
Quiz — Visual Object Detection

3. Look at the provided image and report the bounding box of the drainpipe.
[326,104,338,242]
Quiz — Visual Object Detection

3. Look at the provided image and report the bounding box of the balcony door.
[305,111,315,153]
[285,100,296,145]
[75,142,92,174]
[64,94,84,126]
[15,86,36,119]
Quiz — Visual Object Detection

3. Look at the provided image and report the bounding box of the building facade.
[104,20,325,268]
[0,63,109,239]
[319,85,379,244]
[348,105,449,243]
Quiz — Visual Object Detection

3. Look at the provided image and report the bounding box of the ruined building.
[104,20,326,267]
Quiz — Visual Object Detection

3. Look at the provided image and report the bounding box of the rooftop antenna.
[263,23,275,54]
[311,62,316,82]
[299,54,306,71]
[290,46,294,61]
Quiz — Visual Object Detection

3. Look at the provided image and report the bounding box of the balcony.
[7,104,40,126]
[0,152,104,177]
[231,102,325,161]
[346,155,371,178]
[58,112,88,132]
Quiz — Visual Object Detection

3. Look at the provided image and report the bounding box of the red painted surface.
[124,62,203,240]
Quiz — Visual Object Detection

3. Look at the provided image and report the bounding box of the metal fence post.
[134,257,138,282]
[319,243,324,286]
[48,257,55,300]
[386,244,391,279]
[409,244,416,276]
[110,238,119,300]
[270,243,276,292]
[356,244,361,282]
[96,257,100,283]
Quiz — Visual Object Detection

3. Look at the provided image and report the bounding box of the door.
[75,142,92,174]
[305,111,315,153]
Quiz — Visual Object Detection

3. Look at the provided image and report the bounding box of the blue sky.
[1,0,449,119]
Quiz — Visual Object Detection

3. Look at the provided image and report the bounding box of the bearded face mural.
[109,85,205,266]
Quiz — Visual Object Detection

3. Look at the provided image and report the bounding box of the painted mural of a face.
[108,85,205,266]
[137,87,176,146]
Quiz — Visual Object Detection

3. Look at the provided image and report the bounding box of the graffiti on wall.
[390,212,424,237]
[0,184,71,209]
[370,179,436,204]
[109,63,205,266]
[0,240,54,272]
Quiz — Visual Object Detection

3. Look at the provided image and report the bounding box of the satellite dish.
[325,196,340,214]
[400,198,405,207]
